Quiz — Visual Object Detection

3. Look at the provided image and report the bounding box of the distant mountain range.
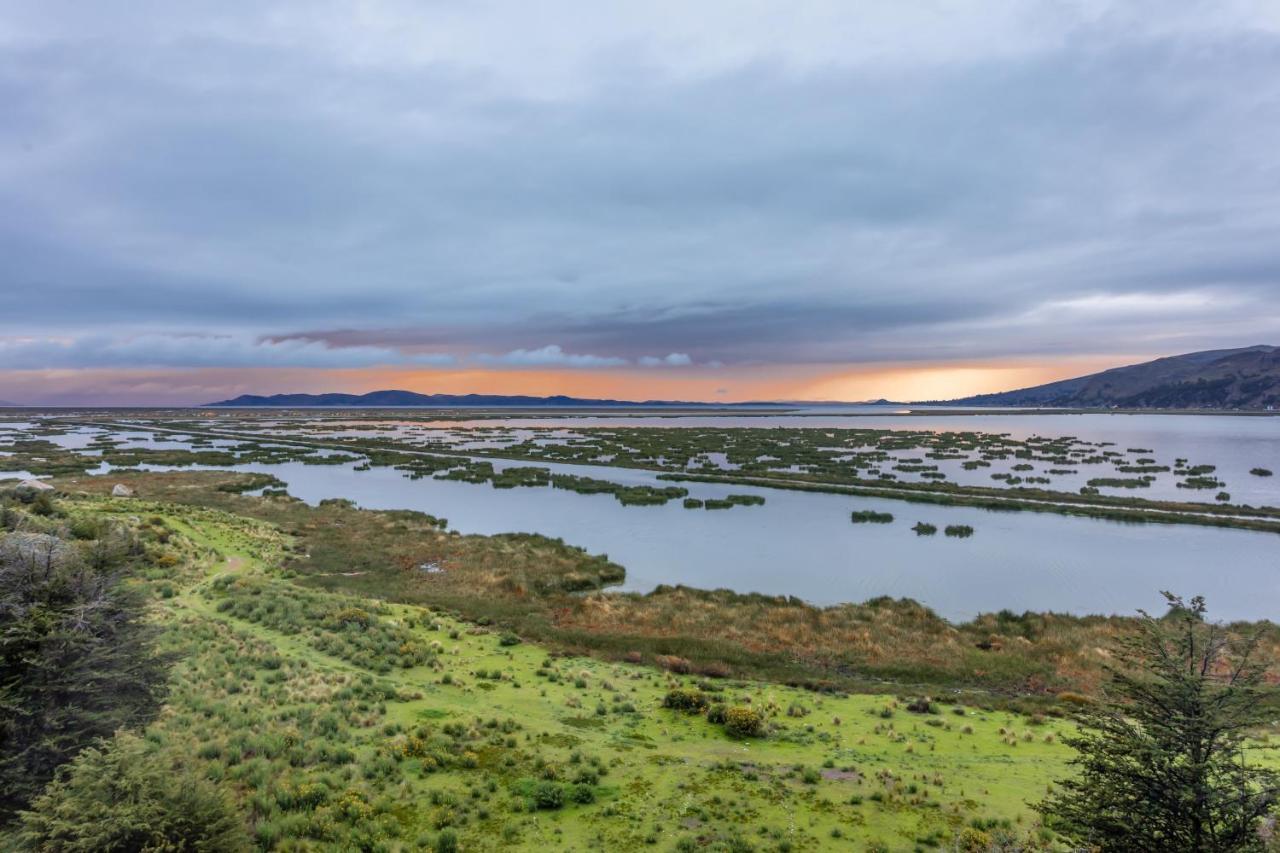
[206,390,794,408]
[943,345,1280,410]
[206,347,1280,411]
[0,400,18,407]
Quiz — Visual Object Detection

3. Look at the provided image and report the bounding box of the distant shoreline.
[6,403,1277,417]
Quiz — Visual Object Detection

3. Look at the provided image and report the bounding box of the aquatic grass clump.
[851,510,894,524]
[911,522,937,536]
[1251,468,1273,477]
[1087,477,1152,489]
[944,525,974,538]
[1177,476,1223,490]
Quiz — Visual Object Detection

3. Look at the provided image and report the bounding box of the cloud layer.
[1,0,1279,393]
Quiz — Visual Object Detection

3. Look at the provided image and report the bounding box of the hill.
[943,345,1280,409]
[204,390,783,408]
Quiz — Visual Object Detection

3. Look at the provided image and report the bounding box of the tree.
[0,532,169,818]
[16,731,248,851]
[1039,593,1279,851]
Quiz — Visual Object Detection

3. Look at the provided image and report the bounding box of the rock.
[111,484,135,497]
[17,479,55,491]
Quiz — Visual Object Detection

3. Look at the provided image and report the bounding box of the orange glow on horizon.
[0,355,1138,406]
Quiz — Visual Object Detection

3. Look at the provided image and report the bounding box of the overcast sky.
[2,1,1279,404]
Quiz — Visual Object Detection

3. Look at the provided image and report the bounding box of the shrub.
[532,781,564,810]
[955,827,994,853]
[655,655,692,674]
[695,661,732,678]
[498,632,521,647]
[722,707,766,738]
[16,732,249,851]
[436,829,459,852]
[0,533,168,817]
[662,688,710,713]
[569,783,596,804]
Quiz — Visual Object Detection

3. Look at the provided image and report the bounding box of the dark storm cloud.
[1,1,1279,368]
[283,295,1010,365]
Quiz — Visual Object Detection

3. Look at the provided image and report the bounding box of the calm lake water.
[5,413,1279,622]
[236,457,1280,623]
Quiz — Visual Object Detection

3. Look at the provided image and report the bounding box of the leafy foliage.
[1039,594,1279,851]
[0,529,168,818]
[15,731,249,851]
[722,707,766,738]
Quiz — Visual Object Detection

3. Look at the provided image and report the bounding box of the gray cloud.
[0,334,455,369]
[0,1,1278,372]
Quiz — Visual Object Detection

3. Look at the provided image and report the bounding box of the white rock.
[111,484,135,497]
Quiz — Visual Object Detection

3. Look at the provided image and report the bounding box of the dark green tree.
[16,731,248,851]
[0,531,168,819]
[1039,593,1279,851]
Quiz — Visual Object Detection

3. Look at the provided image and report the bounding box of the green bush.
[16,732,249,851]
[0,532,167,818]
[722,707,766,738]
[662,688,710,713]
[532,781,564,810]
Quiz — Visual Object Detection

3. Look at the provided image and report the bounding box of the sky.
[2,1,1279,405]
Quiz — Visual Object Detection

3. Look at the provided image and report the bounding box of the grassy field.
[8,484,1090,850]
[9,473,1279,849]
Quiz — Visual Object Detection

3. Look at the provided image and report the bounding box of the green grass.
[35,493,1084,850]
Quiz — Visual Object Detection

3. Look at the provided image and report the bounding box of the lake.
[5,412,1279,622]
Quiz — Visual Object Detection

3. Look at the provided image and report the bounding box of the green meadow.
[5,488,1085,851]
[6,474,1279,851]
